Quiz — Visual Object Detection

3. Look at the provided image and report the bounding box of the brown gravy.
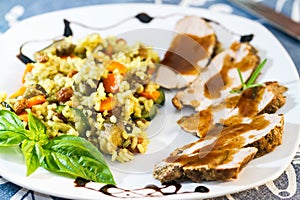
[178,108,213,138]
[204,43,259,99]
[170,115,270,166]
[237,86,265,117]
[161,34,216,75]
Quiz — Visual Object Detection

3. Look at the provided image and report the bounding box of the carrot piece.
[99,97,116,112]
[106,61,127,75]
[103,73,122,93]
[140,90,160,100]
[67,70,78,78]
[10,86,27,98]
[27,95,46,108]
[18,111,28,122]
[22,63,34,83]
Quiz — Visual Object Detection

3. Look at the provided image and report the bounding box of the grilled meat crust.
[154,148,257,183]
[259,81,288,114]
[245,114,284,158]
[184,149,257,182]
[153,114,284,183]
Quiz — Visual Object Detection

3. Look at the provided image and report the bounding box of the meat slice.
[155,16,217,89]
[178,81,287,137]
[153,114,284,183]
[183,147,257,182]
[154,147,257,183]
[222,81,287,125]
[175,114,284,158]
[172,41,260,110]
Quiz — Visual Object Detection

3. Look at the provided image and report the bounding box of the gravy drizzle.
[74,178,209,198]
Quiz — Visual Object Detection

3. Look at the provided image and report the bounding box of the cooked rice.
[0,33,161,162]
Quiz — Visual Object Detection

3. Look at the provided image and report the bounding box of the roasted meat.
[153,114,284,183]
[172,41,260,110]
[154,147,257,183]
[178,81,287,137]
[155,15,217,89]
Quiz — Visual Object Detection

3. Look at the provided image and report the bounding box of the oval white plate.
[0,3,300,200]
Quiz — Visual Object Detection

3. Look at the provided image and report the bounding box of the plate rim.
[0,3,300,200]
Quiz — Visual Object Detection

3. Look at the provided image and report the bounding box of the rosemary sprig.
[230,59,267,94]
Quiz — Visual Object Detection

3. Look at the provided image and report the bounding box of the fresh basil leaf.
[0,110,29,145]
[27,112,48,143]
[0,131,27,146]
[0,110,25,130]
[75,155,115,184]
[43,135,106,165]
[21,140,44,176]
[0,110,28,136]
[42,151,115,184]
[0,110,115,184]
[28,112,46,135]
[43,135,115,184]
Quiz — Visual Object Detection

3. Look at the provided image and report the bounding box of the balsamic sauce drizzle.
[17,12,181,65]
[203,17,254,43]
[62,12,182,31]
[135,13,154,23]
[74,178,209,198]
[16,12,253,65]
[240,34,254,43]
[63,19,73,37]
[65,16,134,31]
[16,35,65,64]
[17,43,35,64]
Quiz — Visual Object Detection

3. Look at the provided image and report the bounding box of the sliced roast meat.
[181,114,283,157]
[183,147,257,182]
[153,114,284,183]
[178,81,287,137]
[155,15,217,89]
[154,147,257,183]
[172,41,260,110]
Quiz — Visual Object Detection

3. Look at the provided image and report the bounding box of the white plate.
[0,3,300,200]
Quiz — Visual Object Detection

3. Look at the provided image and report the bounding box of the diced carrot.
[140,90,160,100]
[106,61,127,75]
[137,137,144,144]
[67,70,78,78]
[103,73,122,93]
[22,63,34,83]
[10,86,27,98]
[18,111,28,122]
[27,95,46,108]
[99,97,116,112]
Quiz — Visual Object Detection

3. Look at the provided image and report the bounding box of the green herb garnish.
[230,59,267,94]
[0,110,115,184]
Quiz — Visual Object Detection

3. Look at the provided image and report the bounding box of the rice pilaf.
[0,33,163,162]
